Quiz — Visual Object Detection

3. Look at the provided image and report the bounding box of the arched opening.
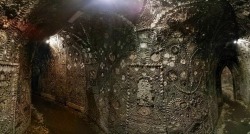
[215,62,250,133]
[221,66,235,101]
[216,60,240,108]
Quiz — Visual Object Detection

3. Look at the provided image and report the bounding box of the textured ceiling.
[229,0,250,36]
[0,0,249,40]
[0,0,89,39]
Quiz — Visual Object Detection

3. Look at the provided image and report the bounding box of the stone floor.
[216,96,250,134]
[216,76,250,134]
[24,104,49,134]
[25,95,100,134]
[26,90,250,134]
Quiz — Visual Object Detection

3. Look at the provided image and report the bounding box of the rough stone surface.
[0,0,89,133]
[31,0,239,133]
[236,36,250,103]
[0,0,40,133]
[1,0,250,133]
[24,105,49,134]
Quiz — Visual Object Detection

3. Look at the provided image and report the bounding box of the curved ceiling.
[0,0,249,40]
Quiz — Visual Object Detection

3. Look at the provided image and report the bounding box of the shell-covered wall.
[1,0,248,133]
[236,36,250,103]
[0,0,37,133]
[0,28,21,134]
[0,0,89,133]
[230,0,250,104]
[32,0,238,133]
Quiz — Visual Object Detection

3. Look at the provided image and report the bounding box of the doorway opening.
[216,61,240,107]
[215,63,250,134]
[221,66,235,101]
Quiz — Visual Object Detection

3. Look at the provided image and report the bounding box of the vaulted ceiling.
[0,0,249,40]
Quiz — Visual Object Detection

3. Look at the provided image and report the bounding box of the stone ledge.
[66,101,85,112]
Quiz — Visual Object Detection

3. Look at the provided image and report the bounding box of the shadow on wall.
[86,88,100,123]
[31,42,53,95]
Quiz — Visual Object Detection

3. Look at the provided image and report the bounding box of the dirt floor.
[216,68,250,134]
[216,96,250,134]
[25,95,100,134]
[25,67,250,134]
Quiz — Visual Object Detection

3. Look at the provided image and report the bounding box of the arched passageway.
[216,62,250,134]
[221,66,235,101]
[216,59,240,106]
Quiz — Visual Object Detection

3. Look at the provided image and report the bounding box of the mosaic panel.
[0,62,19,134]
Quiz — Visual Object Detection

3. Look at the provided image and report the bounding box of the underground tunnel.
[0,0,250,134]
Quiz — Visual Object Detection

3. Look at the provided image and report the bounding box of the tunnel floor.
[216,97,250,134]
[216,84,250,134]
[24,93,250,134]
[25,95,99,134]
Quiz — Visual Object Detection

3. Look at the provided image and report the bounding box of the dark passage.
[26,95,99,134]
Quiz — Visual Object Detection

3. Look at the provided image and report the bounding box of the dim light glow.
[96,0,116,5]
[234,39,250,44]
[100,0,114,3]
[234,38,250,52]
[46,34,63,51]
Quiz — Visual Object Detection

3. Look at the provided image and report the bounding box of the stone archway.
[221,66,235,101]
[216,59,240,108]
